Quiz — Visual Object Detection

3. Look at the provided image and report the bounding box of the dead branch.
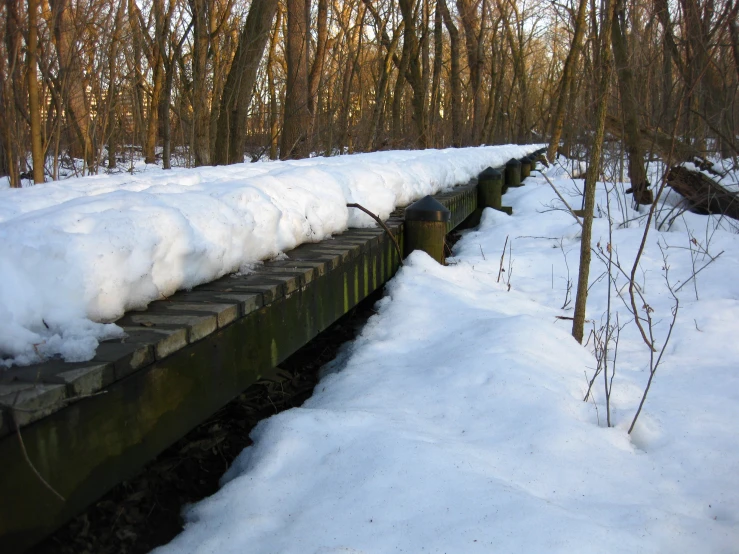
[10,410,65,502]
[346,203,403,265]
[666,166,739,221]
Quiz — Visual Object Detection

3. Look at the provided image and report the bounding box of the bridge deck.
[0,151,542,552]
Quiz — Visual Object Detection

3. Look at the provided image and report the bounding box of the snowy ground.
[0,145,538,367]
[153,160,739,554]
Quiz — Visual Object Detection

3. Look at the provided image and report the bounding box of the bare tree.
[572,0,616,343]
[214,0,278,165]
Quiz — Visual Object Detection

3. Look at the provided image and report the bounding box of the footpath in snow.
[0,145,537,367]
[154,162,739,554]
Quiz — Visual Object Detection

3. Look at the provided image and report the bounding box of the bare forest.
[1,0,737,189]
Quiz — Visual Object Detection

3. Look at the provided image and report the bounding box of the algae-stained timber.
[0,226,407,554]
[0,159,541,553]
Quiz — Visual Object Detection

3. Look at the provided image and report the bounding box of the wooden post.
[520,156,532,179]
[404,195,451,264]
[505,158,522,188]
[478,167,503,209]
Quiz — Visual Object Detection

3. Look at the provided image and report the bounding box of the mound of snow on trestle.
[0,145,540,367]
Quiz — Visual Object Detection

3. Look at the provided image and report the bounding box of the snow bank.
[0,146,539,367]
[153,163,739,553]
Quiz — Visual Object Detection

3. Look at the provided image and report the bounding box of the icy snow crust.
[154,162,739,553]
[0,146,538,367]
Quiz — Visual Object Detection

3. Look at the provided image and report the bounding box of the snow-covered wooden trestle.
[0,149,544,553]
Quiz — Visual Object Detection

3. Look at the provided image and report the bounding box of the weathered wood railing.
[0,148,544,552]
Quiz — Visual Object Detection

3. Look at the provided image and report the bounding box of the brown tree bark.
[190,0,211,166]
[27,0,44,183]
[572,0,616,344]
[667,166,739,220]
[2,0,21,187]
[267,5,282,160]
[366,19,403,151]
[49,0,95,170]
[611,0,652,204]
[547,0,588,163]
[439,0,462,147]
[281,0,311,159]
[307,0,328,117]
[398,0,427,148]
[105,1,127,170]
[731,19,739,81]
[214,0,278,165]
[456,0,484,144]
[429,1,443,146]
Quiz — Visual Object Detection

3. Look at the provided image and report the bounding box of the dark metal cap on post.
[404,195,450,264]
[479,167,502,182]
[404,195,451,222]
[505,158,522,188]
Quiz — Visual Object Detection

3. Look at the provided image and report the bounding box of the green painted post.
[529,154,538,172]
[404,195,451,264]
[478,167,503,209]
[505,158,522,187]
[520,156,532,179]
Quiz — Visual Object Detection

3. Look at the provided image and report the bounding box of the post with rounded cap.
[505,158,522,188]
[404,195,451,264]
[478,167,503,210]
[520,156,532,179]
[529,153,538,172]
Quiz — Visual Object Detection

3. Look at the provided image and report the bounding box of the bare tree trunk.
[214,0,278,165]
[2,0,21,187]
[429,1,443,147]
[49,0,95,170]
[611,0,652,204]
[161,52,174,169]
[281,0,311,159]
[392,35,410,146]
[730,19,739,81]
[456,0,484,144]
[573,0,615,344]
[267,6,282,160]
[105,1,126,170]
[439,0,462,147]
[190,0,210,166]
[421,0,431,136]
[398,0,427,147]
[27,0,45,183]
[547,0,588,162]
[367,20,402,151]
[337,4,365,153]
[307,0,328,118]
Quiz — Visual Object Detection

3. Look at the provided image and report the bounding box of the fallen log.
[666,166,739,220]
[604,115,703,163]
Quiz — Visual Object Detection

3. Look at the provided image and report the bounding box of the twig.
[535,170,583,227]
[346,203,403,266]
[497,235,509,283]
[628,243,680,434]
[674,250,724,292]
[10,410,65,502]
[506,239,514,290]
[2,390,109,412]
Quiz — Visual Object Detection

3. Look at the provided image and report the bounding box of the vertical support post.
[529,154,538,172]
[404,196,451,264]
[478,167,503,209]
[505,158,522,188]
[520,156,532,179]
